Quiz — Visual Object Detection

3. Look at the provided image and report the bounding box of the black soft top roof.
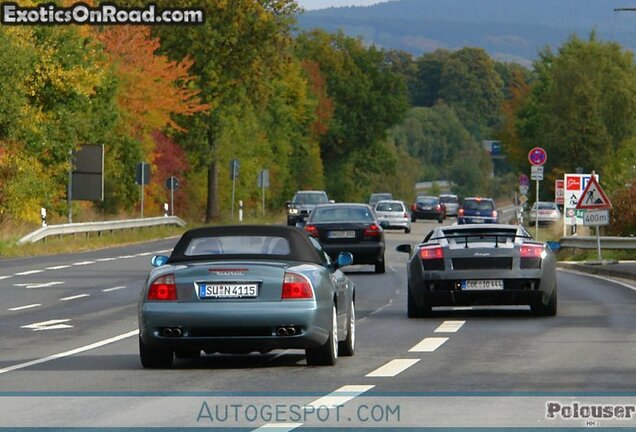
[168,225,323,264]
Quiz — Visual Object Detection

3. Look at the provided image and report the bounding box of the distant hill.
[298,0,636,63]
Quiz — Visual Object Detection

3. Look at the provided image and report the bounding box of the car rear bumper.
[322,242,384,264]
[413,210,443,219]
[377,217,410,229]
[139,301,330,352]
[458,216,498,224]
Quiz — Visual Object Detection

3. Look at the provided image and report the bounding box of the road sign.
[519,185,529,195]
[135,162,151,185]
[530,165,544,180]
[583,209,610,226]
[519,174,529,187]
[563,173,599,226]
[528,147,547,166]
[165,176,180,191]
[230,159,240,180]
[555,180,564,205]
[576,174,612,210]
[257,169,270,188]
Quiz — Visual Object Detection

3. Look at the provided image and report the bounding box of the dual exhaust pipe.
[276,326,298,337]
[161,327,183,337]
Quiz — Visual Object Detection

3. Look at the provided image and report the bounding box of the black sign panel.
[136,162,151,185]
[71,144,104,201]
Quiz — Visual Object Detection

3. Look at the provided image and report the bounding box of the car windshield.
[376,202,404,212]
[184,236,290,256]
[370,193,392,202]
[439,196,458,204]
[292,193,328,205]
[462,200,494,211]
[311,206,374,222]
[533,202,558,210]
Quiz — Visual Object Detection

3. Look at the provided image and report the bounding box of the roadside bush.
[607,181,636,236]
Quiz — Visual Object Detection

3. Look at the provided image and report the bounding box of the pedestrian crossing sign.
[575,173,612,210]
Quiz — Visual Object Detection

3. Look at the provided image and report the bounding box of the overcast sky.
[298,0,386,10]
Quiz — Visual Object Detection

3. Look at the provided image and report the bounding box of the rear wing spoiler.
[430,233,533,248]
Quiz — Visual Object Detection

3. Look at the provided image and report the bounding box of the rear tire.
[411,215,417,222]
[375,256,385,274]
[407,287,432,318]
[139,337,173,369]
[338,299,355,356]
[533,285,557,316]
[405,227,411,234]
[438,216,443,223]
[306,304,338,366]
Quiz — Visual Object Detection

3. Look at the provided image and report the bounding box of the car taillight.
[420,245,444,260]
[458,208,464,217]
[411,203,417,211]
[435,204,441,211]
[148,274,176,301]
[305,225,319,238]
[520,244,543,258]
[492,210,498,219]
[281,272,314,300]
[364,223,381,238]
[404,212,409,218]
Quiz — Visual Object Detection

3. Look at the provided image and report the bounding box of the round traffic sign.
[528,147,547,166]
[519,174,529,186]
[165,176,180,191]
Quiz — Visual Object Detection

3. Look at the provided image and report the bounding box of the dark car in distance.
[286,190,330,227]
[368,192,393,208]
[304,203,386,273]
[458,197,498,225]
[411,196,445,223]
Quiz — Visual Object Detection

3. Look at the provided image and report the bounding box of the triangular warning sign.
[576,175,612,210]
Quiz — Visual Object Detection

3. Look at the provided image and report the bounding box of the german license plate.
[461,280,504,290]
[328,230,355,239]
[199,283,258,298]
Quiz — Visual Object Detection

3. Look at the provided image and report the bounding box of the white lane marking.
[0,330,138,374]
[306,385,375,409]
[14,281,65,289]
[409,337,449,352]
[118,255,136,259]
[136,252,153,257]
[45,265,71,270]
[435,320,465,333]
[156,249,172,254]
[366,359,420,377]
[8,304,41,312]
[559,269,636,291]
[254,424,303,431]
[13,270,44,276]
[102,286,126,292]
[60,294,90,301]
[0,276,12,281]
[21,319,73,331]
[73,261,94,266]
[96,258,117,262]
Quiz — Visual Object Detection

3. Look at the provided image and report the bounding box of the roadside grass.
[0,211,287,258]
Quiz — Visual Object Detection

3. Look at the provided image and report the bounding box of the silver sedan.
[374,200,412,233]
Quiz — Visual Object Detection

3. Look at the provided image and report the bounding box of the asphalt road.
[1,220,636,429]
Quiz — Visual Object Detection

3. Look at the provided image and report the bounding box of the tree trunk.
[205,161,219,222]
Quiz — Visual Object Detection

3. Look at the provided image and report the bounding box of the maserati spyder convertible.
[397,224,557,317]
[138,225,356,368]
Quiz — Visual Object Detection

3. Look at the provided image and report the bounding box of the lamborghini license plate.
[461,280,504,290]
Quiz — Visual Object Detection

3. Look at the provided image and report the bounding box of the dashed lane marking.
[102,286,127,292]
[8,304,41,312]
[253,424,303,431]
[21,319,73,331]
[0,276,12,281]
[305,385,375,409]
[409,337,449,352]
[72,261,95,266]
[95,258,117,262]
[0,330,138,374]
[60,294,90,301]
[434,320,465,333]
[366,359,420,377]
[14,281,65,289]
[14,270,44,276]
[45,265,71,270]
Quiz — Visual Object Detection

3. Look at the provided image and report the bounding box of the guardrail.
[559,236,636,250]
[18,216,187,244]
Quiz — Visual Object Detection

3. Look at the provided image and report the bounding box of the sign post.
[164,176,180,216]
[528,147,547,239]
[257,169,270,217]
[230,159,239,221]
[136,162,151,218]
[575,171,612,261]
